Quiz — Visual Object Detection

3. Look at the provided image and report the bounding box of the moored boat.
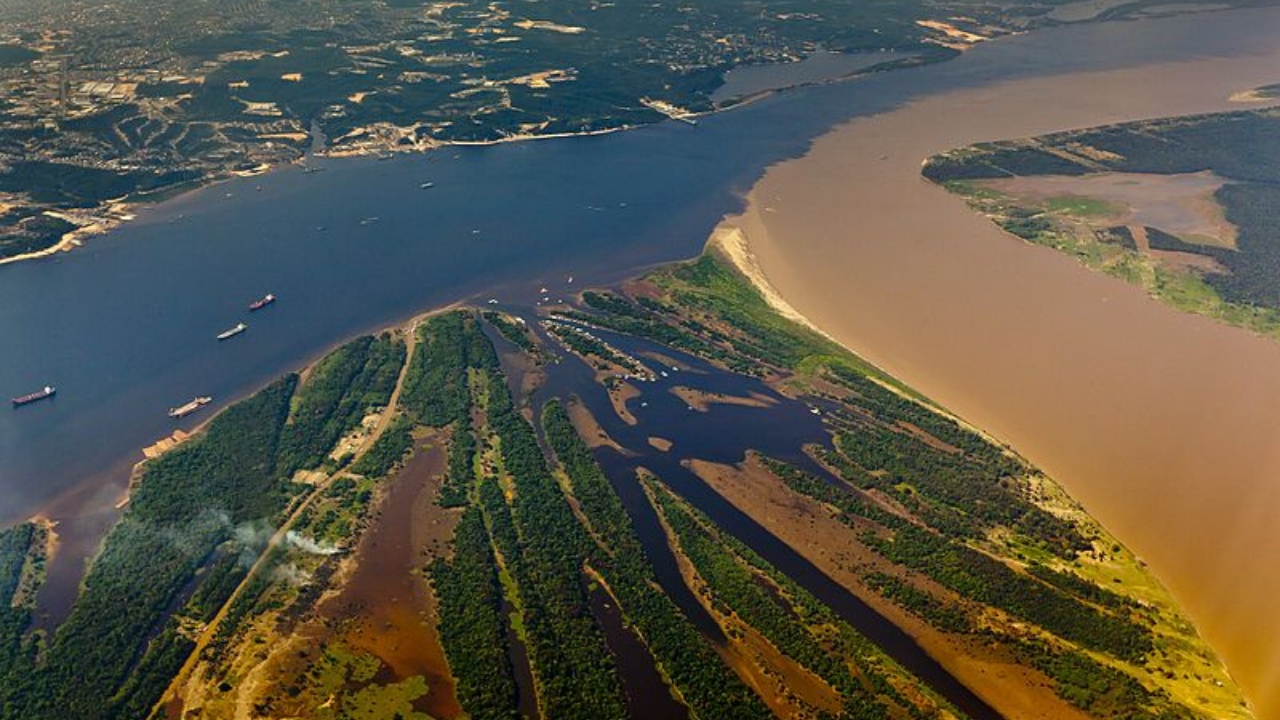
[217,322,248,340]
[168,396,212,419]
[248,293,275,311]
[12,386,56,407]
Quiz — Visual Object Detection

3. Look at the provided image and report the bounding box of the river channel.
[4,5,1280,713]
[742,7,1280,715]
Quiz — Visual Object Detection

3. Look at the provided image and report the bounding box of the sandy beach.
[727,33,1280,715]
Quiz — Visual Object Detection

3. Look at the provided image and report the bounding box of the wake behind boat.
[168,396,212,419]
[217,322,247,340]
[248,293,275,311]
[12,385,55,407]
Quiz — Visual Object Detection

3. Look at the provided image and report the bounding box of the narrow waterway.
[535,325,1003,719]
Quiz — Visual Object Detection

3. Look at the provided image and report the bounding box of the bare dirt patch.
[647,436,674,452]
[980,171,1237,248]
[605,377,641,425]
[638,349,698,373]
[565,396,631,454]
[669,385,776,412]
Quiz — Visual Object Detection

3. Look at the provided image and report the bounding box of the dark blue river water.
[528,317,1005,718]
[2,6,1278,523]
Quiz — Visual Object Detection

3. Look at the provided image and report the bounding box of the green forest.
[0,250,1243,719]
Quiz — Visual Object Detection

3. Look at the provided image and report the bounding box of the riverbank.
[0,45,941,270]
[25,304,458,633]
[8,247,1245,719]
[735,11,1280,715]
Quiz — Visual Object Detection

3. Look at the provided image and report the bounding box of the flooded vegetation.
[313,443,462,719]
[4,8,1280,720]
[928,108,1280,337]
[0,242,1249,719]
[973,172,1236,248]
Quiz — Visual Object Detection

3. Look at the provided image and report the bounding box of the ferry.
[12,386,55,407]
[217,322,248,340]
[248,294,276,311]
[169,396,212,419]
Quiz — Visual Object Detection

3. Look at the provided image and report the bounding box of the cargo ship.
[12,386,55,407]
[217,322,248,340]
[169,396,212,419]
[248,293,275,311]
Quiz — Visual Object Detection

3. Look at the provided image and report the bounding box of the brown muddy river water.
[320,441,461,718]
[742,14,1280,715]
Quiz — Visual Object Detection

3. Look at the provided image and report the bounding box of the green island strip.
[432,505,521,720]
[650,479,960,720]
[482,311,538,354]
[925,107,1280,340]
[0,522,46,682]
[541,399,772,719]
[473,351,630,719]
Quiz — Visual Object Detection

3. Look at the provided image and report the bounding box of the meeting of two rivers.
[4,6,1280,716]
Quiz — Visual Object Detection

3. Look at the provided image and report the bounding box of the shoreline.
[29,299,463,526]
[711,210,1246,719]
[23,302,462,627]
[7,6,1277,709]
[0,46,949,270]
[733,27,1280,716]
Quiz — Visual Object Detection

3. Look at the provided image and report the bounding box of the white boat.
[249,294,275,311]
[217,322,248,340]
[169,396,212,418]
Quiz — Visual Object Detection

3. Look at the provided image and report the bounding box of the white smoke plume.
[284,530,340,556]
[273,562,312,587]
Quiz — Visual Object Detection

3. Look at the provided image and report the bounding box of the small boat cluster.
[13,293,278,419]
[180,292,279,418]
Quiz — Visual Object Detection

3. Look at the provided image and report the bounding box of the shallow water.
[534,322,1003,719]
[981,171,1234,246]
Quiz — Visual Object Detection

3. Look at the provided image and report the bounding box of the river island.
[2,4,1279,720]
